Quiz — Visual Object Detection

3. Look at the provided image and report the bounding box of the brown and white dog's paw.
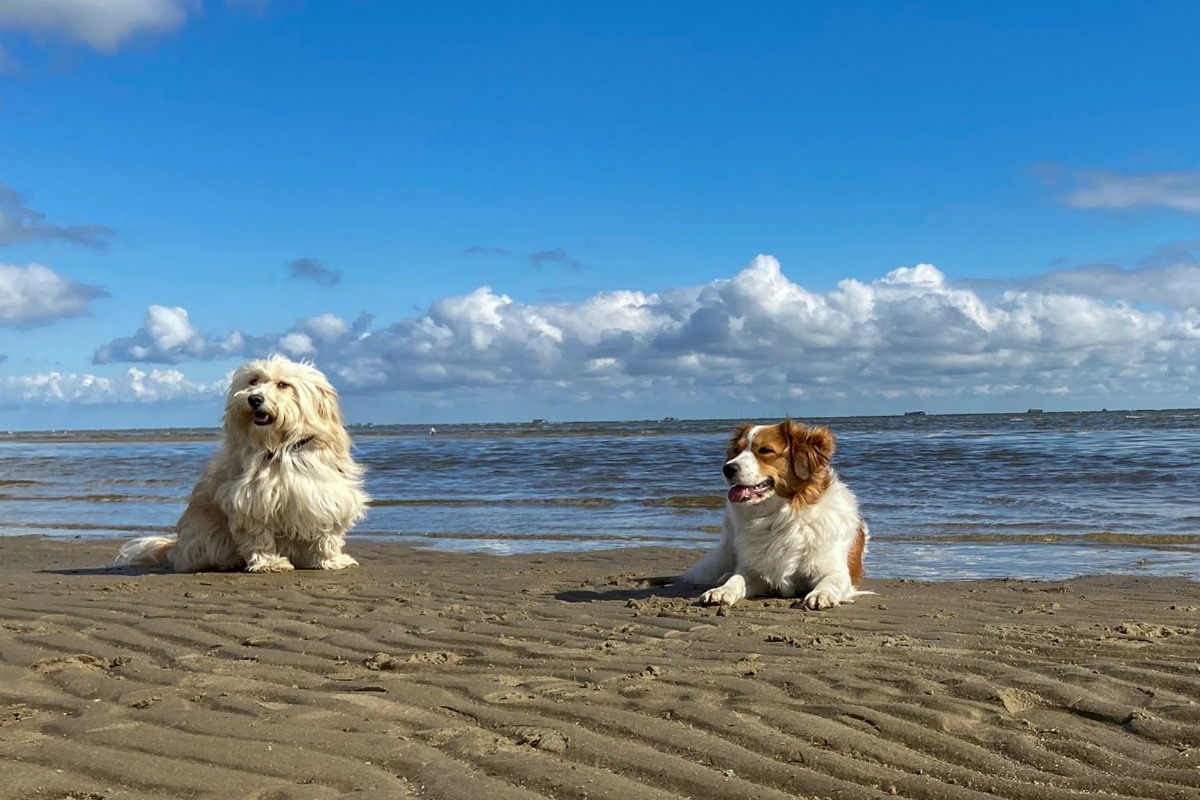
[699,586,742,606]
[801,588,840,610]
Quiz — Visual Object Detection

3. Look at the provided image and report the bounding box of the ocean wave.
[375,530,705,545]
[0,493,178,504]
[884,531,1200,549]
[0,520,172,534]
[369,495,723,510]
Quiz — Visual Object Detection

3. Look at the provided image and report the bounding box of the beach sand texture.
[1,537,1198,800]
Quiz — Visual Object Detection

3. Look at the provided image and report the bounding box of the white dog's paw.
[316,554,359,570]
[245,554,295,573]
[698,586,741,607]
[802,588,840,610]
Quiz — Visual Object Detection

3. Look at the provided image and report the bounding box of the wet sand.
[1,536,1198,799]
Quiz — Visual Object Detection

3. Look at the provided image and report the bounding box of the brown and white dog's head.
[722,418,836,508]
[223,355,350,455]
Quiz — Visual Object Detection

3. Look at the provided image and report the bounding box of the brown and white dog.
[680,418,871,609]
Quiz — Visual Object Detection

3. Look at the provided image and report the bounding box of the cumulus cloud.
[0,180,115,248]
[0,0,198,53]
[0,262,107,327]
[288,257,341,287]
[92,304,247,364]
[1063,170,1200,214]
[1027,261,1200,311]
[88,255,1200,410]
[0,366,222,405]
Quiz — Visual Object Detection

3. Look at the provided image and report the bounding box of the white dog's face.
[224,355,344,449]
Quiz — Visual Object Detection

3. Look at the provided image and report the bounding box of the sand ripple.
[1,538,1198,799]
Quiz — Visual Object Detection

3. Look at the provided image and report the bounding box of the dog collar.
[265,435,316,462]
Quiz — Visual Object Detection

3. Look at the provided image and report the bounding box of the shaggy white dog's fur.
[116,355,369,573]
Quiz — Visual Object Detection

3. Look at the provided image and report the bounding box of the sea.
[2,409,1198,581]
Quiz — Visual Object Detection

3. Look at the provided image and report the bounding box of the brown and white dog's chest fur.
[680,419,870,609]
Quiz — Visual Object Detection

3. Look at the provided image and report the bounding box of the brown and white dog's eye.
[757,446,775,456]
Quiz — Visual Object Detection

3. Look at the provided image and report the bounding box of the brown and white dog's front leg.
[698,570,771,607]
[801,570,855,610]
[236,527,295,572]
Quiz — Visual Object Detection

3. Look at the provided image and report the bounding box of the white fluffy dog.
[117,355,369,572]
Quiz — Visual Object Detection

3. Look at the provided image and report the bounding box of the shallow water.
[2,410,1199,580]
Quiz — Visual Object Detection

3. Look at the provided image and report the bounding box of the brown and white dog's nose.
[247,393,265,409]
[722,462,738,480]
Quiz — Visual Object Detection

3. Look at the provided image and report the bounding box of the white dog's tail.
[116,536,176,567]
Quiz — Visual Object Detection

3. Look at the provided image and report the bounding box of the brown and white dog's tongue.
[728,480,771,503]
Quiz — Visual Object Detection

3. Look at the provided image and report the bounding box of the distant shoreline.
[3,405,1199,443]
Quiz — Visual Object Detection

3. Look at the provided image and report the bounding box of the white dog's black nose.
[723,462,738,479]
[247,393,265,409]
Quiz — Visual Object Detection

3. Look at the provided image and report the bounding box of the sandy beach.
[1,537,1198,800]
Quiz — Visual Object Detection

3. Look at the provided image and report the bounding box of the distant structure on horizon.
[903,410,926,417]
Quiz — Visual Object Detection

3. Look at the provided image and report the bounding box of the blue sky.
[3,0,1200,429]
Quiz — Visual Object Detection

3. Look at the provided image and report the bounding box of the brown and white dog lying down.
[116,355,369,573]
[679,418,872,609]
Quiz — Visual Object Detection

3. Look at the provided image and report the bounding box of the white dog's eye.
[247,377,260,386]
[277,381,291,390]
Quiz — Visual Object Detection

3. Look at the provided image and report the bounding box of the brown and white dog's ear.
[725,422,755,460]
[788,422,836,482]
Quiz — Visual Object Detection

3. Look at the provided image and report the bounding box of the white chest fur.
[727,479,860,591]
[218,447,365,540]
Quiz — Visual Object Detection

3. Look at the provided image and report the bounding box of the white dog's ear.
[313,381,344,428]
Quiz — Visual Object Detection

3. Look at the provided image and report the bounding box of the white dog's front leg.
[237,528,294,573]
[293,535,359,570]
[698,572,770,607]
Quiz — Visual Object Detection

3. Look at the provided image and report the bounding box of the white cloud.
[1027,260,1200,311]
[80,254,1200,413]
[0,262,107,327]
[1063,170,1200,214]
[278,331,314,356]
[0,180,114,248]
[92,304,246,363]
[0,366,221,404]
[0,0,198,53]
